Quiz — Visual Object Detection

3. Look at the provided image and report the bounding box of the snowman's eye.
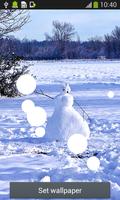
[67,91,69,93]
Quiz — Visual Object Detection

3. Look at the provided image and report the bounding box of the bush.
[0,53,29,97]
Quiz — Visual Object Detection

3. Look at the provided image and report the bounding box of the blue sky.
[13,10,120,41]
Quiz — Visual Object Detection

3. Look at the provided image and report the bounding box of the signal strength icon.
[86,2,92,8]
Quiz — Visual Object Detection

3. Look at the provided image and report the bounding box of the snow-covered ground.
[0,60,120,199]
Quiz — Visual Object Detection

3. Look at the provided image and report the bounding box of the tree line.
[0,21,120,60]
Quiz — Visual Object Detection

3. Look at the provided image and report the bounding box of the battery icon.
[93,1,99,9]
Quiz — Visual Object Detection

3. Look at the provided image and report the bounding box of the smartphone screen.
[0,1,120,199]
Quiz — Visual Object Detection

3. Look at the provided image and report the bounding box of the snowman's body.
[45,84,90,141]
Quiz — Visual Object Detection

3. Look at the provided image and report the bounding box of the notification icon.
[12,0,18,8]
[21,1,27,8]
[29,1,36,8]
[4,1,9,8]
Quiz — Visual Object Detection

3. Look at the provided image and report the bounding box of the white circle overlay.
[27,106,47,127]
[87,156,100,171]
[16,74,36,95]
[40,176,51,182]
[67,134,88,154]
[35,127,46,137]
[107,91,115,99]
[22,99,35,113]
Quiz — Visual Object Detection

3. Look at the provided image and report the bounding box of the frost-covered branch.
[0,10,30,38]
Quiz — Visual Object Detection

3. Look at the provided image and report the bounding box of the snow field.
[0,60,120,199]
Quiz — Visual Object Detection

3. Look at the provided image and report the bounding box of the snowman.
[45,83,90,141]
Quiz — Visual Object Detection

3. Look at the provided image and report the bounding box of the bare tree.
[105,26,120,58]
[45,21,75,42]
[0,10,29,38]
[45,21,75,58]
[112,26,120,40]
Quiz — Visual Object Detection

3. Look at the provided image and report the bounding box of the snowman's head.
[62,83,71,94]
